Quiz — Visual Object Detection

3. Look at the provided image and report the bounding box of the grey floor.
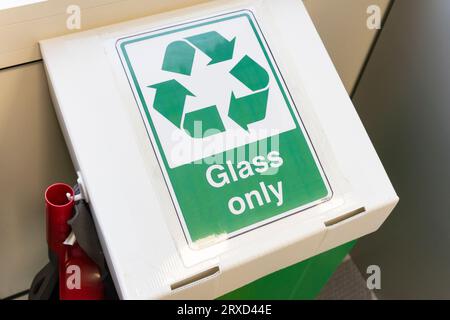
[317,256,377,300]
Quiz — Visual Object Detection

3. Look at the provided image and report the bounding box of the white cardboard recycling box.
[40,0,398,299]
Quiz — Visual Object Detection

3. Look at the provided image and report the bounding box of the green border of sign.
[116,10,332,244]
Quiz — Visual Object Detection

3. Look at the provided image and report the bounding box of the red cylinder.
[45,183,104,300]
[45,183,74,255]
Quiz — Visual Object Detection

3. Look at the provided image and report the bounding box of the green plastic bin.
[220,241,355,299]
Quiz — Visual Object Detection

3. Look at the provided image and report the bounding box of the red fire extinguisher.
[44,183,104,300]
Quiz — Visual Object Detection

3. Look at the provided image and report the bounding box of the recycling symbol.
[148,31,269,138]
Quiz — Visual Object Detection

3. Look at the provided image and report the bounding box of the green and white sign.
[117,10,331,244]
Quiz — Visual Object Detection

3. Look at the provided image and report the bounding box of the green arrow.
[230,55,269,91]
[183,105,225,138]
[185,31,235,65]
[162,41,195,75]
[148,79,194,128]
[228,89,269,131]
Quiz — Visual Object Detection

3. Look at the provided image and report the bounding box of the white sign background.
[119,12,296,168]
